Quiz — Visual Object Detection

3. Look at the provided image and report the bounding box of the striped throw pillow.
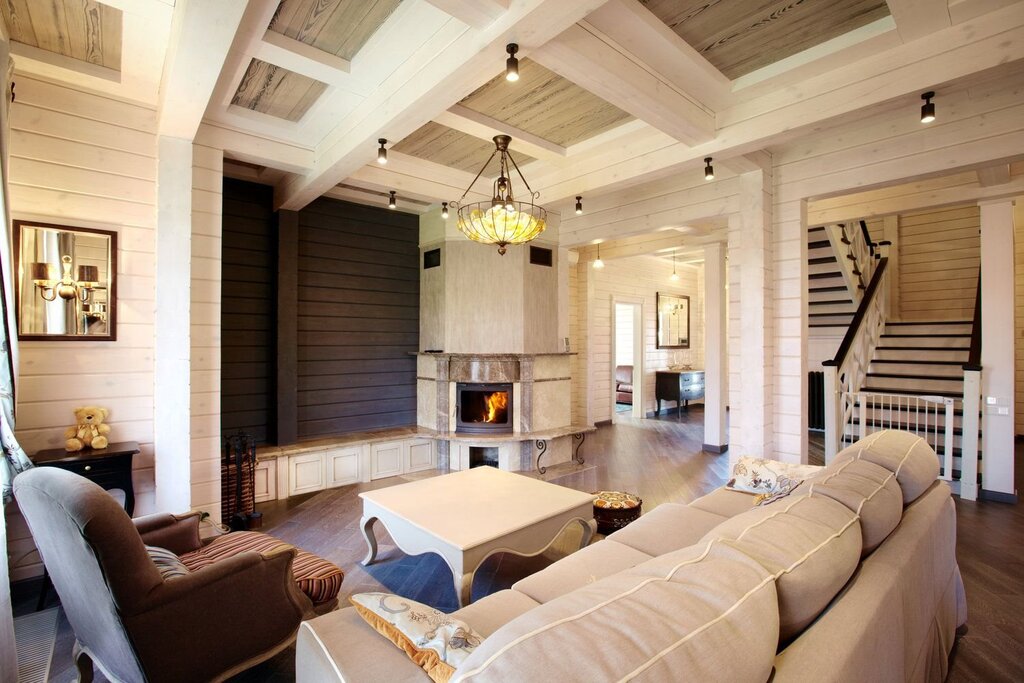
[145,545,190,581]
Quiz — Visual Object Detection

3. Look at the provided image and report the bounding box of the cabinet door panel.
[405,440,435,472]
[370,441,404,480]
[254,459,277,502]
[289,453,325,496]
[327,447,361,487]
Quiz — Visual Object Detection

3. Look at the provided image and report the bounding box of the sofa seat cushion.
[835,430,939,504]
[699,493,862,643]
[181,531,343,606]
[452,590,540,638]
[511,539,652,604]
[616,382,633,392]
[689,486,760,518]
[810,458,903,555]
[453,543,779,682]
[607,503,726,556]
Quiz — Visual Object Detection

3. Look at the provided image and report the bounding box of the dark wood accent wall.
[295,198,420,438]
[221,178,276,443]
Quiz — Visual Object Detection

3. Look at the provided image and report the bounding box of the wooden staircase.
[807,226,857,332]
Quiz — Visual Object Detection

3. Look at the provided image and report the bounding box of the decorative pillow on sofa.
[727,457,824,504]
[351,592,484,683]
[145,544,190,581]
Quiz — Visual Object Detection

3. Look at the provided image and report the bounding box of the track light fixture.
[920,91,936,123]
[575,196,583,215]
[388,190,397,209]
[593,242,604,269]
[505,43,519,82]
[704,157,714,181]
[441,201,449,219]
[377,138,388,164]
[670,250,679,281]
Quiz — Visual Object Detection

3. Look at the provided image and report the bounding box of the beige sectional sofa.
[297,430,966,682]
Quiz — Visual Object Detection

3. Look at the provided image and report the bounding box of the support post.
[823,365,839,462]
[703,242,727,451]
[960,370,980,501]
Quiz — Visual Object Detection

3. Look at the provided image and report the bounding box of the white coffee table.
[359,467,597,607]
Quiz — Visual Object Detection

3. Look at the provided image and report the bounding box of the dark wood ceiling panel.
[393,122,536,175]
[641,0,890,79]
[2,0,122,70]
[459,59,633,147]
[232,59,328,122]
[269,0,403,61]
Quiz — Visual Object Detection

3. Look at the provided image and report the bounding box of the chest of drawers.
[655,370,705,418]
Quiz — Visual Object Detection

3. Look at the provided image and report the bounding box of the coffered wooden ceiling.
[641,0,891,78]
[393,122,536,175]
[2,0,121,71]
[459,59,633,147]
[269,0,403,61]
[232,58,328,122]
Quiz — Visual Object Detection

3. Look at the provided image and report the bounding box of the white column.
[703,242,728,450]
[979,199,1015,496]
[154,136,193,511]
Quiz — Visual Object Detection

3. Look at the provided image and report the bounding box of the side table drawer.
[46,457,125,478]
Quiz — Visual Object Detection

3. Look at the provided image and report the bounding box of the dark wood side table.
[30,441,140,611]
[32,441,140,516]
[655,370,705,419]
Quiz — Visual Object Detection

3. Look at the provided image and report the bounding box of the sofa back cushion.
[698,493,862,643]
[453,543,779,682]
[810,458,903,555]
[835,430,939,504]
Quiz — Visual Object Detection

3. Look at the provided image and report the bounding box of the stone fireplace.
[456,383,512,434]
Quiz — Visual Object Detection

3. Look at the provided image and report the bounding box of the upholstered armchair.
[615,365,634,404]
[15,466,343,683]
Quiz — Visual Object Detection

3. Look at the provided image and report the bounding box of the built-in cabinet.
[253,458,277,503]
[369,439,436,480]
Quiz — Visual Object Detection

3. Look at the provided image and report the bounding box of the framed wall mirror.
[656,292,689,349]
[14,220,117,341]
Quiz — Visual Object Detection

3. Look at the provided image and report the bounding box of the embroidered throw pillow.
[727,457,824,505]
[145,544,190,581]
[350,592,484,683]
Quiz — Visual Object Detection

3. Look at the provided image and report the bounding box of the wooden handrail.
[859,220,875,257]
[964,272,982,371]
[824,257,888,369]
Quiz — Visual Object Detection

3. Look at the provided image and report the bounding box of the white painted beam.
[532,23,715,146]
[195,123,315,174]
[255,30,351,83]
[158,0,248,139]
[435,105,567,162]
[977,163,1012,186]
[721,151,773,174]
[324,185,431,214]
[276,0,609,211]
[885,0,952,42]
[347,151,491,204]
[423,0,509,29]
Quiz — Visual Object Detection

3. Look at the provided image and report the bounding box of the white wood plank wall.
[1014,200,1024,436]
[6,75,157,579]
[190,144,222,521]
[897,204,980,321]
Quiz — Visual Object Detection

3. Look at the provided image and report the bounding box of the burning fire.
[484,391,508,423]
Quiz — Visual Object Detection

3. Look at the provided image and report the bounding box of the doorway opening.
[613,301,643,420]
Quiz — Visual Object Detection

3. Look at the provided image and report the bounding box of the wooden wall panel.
[221,178,276,443]
[897,204,980,321]
[296,197,419,438]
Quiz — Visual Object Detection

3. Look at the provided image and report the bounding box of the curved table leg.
[360,516,379,566]
[578,517,597,548]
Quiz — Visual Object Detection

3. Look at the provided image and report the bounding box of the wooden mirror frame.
[656,292,690,349]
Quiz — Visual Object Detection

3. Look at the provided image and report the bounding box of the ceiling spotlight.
[388,190,397,209]
[704,157,714,181]
[670,250,680,281]
[920,91,936,123]
[505,43,519,82]
[377,138,388,164]
[575,196,583,215]
[441,201,449,219]
[592,242,605,269]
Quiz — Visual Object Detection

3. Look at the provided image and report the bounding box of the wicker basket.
[593,490,642,535]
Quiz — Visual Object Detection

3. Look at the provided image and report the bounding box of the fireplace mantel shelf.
[412,352,576,358]
[417,424,595,443]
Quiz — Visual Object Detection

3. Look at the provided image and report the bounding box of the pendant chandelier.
[451,134,546,255]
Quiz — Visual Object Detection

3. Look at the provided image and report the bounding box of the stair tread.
[808,240,831,249]
[809,286,849,293]
[808,226,825,233]
[809,299,854,306]
[875,346,970,352]
[809,272,844,280]
[809,312,854,318]
[861,386,963,398]
[886,321,972,326]
[880,334,971,338]
[809,256,839,265]
[870,359,964,366]
[810,324,849,328]
[866,371,963,380]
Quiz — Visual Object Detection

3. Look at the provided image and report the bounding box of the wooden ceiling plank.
[885,0,952,42]
[435,104,566,162]
[269,0,403,61]
[422,0,510,29]
[532,23,714,146]
[159,0,248,138]
[1,0,40,47]
[9,40,120,82]
[392,121,508,174]
[256,30,352,83]
[275,0,610,211]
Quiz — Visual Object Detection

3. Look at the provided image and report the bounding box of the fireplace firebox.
[456,383,513,433]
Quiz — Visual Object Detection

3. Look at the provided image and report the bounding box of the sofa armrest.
[125,547,313,682]
[133,511,202,554]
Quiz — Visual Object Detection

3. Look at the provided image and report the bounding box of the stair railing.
[822,257,889,461]
[824,220,876,304]
[959,273,982,501]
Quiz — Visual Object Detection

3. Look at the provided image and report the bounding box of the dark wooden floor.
[14,411,1023,682]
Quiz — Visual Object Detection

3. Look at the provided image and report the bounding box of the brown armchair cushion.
[181,531,344,607]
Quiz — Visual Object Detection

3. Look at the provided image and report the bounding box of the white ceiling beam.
[158,0,248,139]
[208,0,282,111]
[532,23,715,147]
[582,0,731,111]
[348,151,491,204]
[275,0,610,211]
[976,163,1012,186]
[423,0,510,30]
[434,105,567,162]
[325,185,431,213]
[720,151,773,175]
[885,0,952,43]
[9,42,120,83]
[255,30,351,82]
[195,123,314,174]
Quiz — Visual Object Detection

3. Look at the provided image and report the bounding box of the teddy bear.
[64,406,112,452]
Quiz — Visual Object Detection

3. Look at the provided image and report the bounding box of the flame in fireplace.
[484,391,508,423]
